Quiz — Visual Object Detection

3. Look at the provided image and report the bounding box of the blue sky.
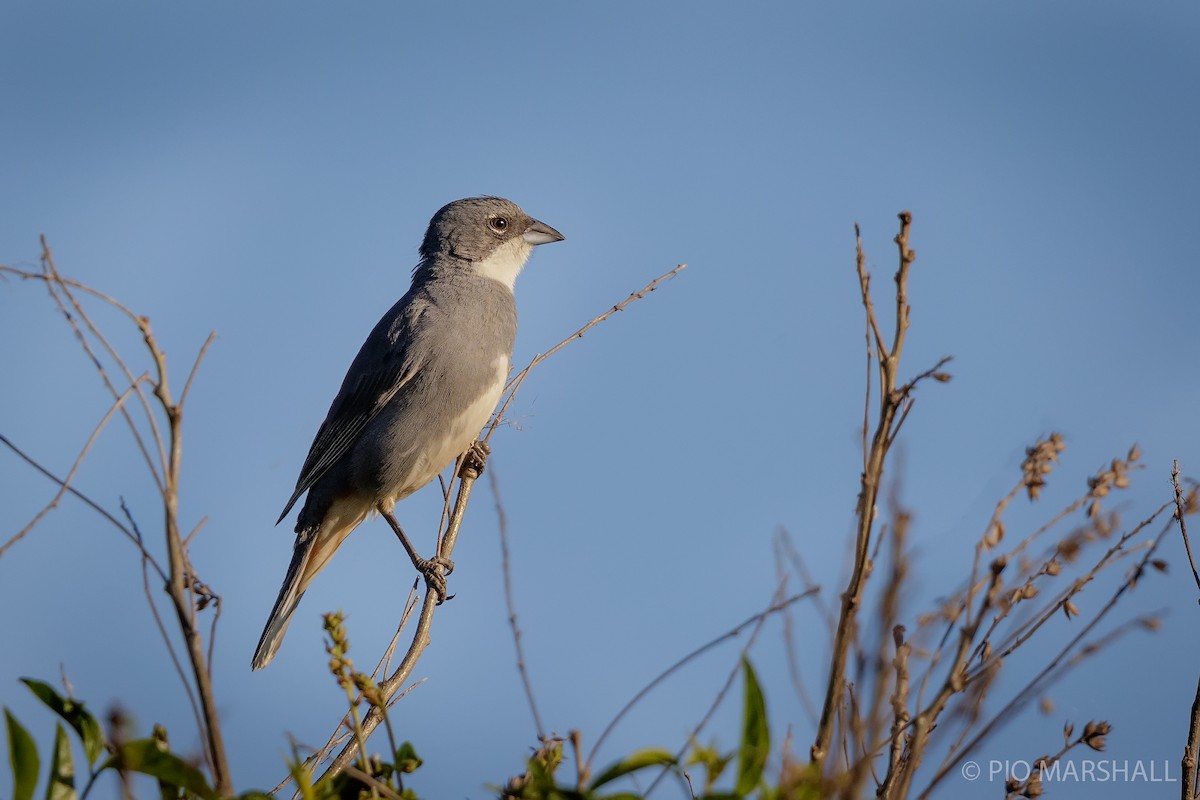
[2,2,1199,798]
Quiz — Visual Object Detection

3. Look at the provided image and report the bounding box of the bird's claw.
[415,555,455,604]
[460,440,491,479]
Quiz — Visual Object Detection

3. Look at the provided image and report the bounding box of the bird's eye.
[488,217,509,233]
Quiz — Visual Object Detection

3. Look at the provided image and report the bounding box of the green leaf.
[100,739,216,800]
[6,708,41,800]
[687,739,734,793]
[734,658,770,797]
[589,747,676,790]
[46,724,77,800]
[20,679,105,766]
[395,741,422,774]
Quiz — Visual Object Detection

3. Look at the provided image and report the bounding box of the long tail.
[252,502,368,670]
[252,528,316,670]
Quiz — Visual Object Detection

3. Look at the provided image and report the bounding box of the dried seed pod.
[1082,720,1111,751]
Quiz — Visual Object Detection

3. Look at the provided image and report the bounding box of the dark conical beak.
[523,218,565,245]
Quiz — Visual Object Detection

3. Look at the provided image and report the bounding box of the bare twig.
[276,587,420,797]
[122,498,206,752]
[135,311,232,793]
[1174,461,1200,800]
[32,241,169,491]
[485,263,688,445]
[918,509,1175,797]
[772,530,820,724]
[643,581,795,797]
[587,586,819,776]
[0,379,143,558]
[4,247,231,794]
[1173,461,1200,594]
[490,465,546,739]
[813,212,938,770]
[853,508,908,799]
[179,331,218,411]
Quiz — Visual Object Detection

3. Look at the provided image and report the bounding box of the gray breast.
[351,273,517,499]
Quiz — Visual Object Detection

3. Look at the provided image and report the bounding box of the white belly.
[391,354,508,503]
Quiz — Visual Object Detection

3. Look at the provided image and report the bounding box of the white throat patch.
[475,236,532,291]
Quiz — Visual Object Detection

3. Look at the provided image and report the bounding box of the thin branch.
[123,498,207,755]
[0,434,166,581]
[643,581,801,798]
[135,307,231,794]
[0,379,143,558]
[853,509,908,799]
[279,587,421,796]
[490,465,546,739]
[854,224,888,361]
[179,331,218,411]
[918,512,1176,797]
[34,241,169,491]
[7,246,230,794]
[1173,461,1200,594]
[587,587,819,772]
[1174,460,1200,800]
[485,263,688,445]
[813,212,922,770]
[773,531,820,725]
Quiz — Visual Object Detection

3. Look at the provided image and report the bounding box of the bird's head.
[419,196,564,289]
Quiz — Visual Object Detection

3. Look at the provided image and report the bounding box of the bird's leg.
[459,440,491,480]
[378,506,454,603]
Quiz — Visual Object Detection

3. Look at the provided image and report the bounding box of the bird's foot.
[415,554,456,604]
[459,440,491,479]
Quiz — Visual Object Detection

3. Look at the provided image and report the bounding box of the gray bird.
[253,196,563,670]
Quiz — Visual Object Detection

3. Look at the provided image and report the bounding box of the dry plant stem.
[312,264,689,783]
[0,435,164,576]
[1174,461,1200,800]
[642,582,802,798]
[921,506,1169,784]
[139,313,231,794]
[342,764,405,800]
[280,593,419,798]
[4,246,230,793]
[34,242,169,490]
[890,563,1004,799]
[122,499,207,752]
[879,625,911,797]
[974,501,1171,675]
[1185,671,1200,800]
[924,508,1165,788]
[485,263,688,444]
[772,531,820,724]
[568,730,587,791]
[918,511,1175,797]
[850,511,908,800]
[1174,461,1200,594]
[954,483,1085,648]
[963,482,1023,631]
[318,589,440,780]
[490,465,546,739]
[0,380,142,558]
[777,527,837,636]
[588,589,819,771]
[812,212,916,769]
[924,616,1155,799]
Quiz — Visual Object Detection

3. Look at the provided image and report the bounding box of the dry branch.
[812,211,950,772]
[1,243,231,794]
